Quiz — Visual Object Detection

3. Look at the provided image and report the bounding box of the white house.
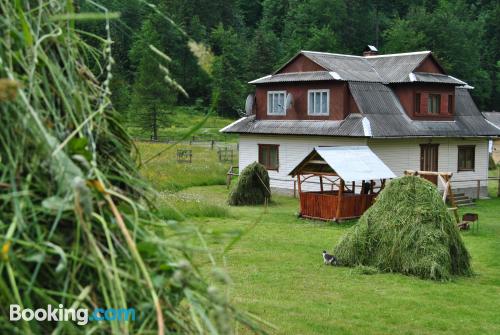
[221,46,500,198]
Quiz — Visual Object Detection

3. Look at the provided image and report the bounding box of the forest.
[83,0,500,126]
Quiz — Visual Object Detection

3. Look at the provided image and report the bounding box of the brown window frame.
[447,94,454,114]
[428,94,441,114]
[258,144,279,171]
[457,145,475,172]
[415,93,421,114]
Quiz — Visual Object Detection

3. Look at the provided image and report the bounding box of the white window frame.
[267,91,286,115]
[307,89,330,116]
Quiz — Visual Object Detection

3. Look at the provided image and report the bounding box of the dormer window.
[308,89,329,115]
[428,94,441,114]
[413,91,454,118]
[267,91,286,115]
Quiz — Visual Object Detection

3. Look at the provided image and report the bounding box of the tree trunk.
[152,105,158,141]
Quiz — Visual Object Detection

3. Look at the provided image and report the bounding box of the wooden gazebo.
[289,146,396,221]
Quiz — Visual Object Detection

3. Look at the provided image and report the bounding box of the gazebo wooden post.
[352,181,355,193]
[361,180,365,194]
[319,176,324,192]
[335,179,344,220]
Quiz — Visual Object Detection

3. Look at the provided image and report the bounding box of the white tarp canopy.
[290,146,396,181]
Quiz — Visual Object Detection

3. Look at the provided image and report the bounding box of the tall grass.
[138,142,236,192]
[0,1,261,333]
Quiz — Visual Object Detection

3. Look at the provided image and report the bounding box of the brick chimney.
[363,45,378,56]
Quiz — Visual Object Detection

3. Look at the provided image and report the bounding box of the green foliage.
[84,0,500,118]
[382,18,426,53]
[228,162,271,206]
[210,24,249,118]
[334,176,472,281]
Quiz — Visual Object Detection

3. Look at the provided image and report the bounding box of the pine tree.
[129,18,176,140]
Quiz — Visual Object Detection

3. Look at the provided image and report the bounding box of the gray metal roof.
[483,112,500,130]
[252,50,465,85]
[300,51,383,82]
[411,72,466,85]
[219,114,366,137]
[289,146,396,181]
[364,52,430,82]
[249,71,335,84]
[221,85,500,138]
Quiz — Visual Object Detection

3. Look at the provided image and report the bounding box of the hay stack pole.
[404,170,459,223]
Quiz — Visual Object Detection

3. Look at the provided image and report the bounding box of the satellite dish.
[245,93,255,116]
[286,93,294,110]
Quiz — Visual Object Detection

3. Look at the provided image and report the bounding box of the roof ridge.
[363,51,431,58]
[300,50,362,58]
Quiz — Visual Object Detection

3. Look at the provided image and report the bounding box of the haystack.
[229,162,271,205]
[334,176,472,280]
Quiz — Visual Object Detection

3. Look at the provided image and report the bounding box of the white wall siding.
[238,135,489,195]
[369,138,489,190]
[239,135,366,191]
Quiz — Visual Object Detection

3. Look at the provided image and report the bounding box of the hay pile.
[334,176,472,280]
[0,2,262,333]
[229,162,271,205]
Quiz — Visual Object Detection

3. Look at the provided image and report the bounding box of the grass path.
[185,186,500,335]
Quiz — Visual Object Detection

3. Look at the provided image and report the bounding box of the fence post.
[476,180,480,199]
[226,166,232,189]
[497,178,500,197]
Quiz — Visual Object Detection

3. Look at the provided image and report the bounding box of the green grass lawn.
[138,142,500,334]
[137,142,237,192]
[172,185,500,335]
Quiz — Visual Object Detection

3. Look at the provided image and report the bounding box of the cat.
[322,251,337,266]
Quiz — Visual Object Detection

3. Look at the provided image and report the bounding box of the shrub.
[228,162,271,205]
[334,176,472,281]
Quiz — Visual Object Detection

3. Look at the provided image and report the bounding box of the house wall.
[255,82,350,120]
[414,56,443,73]
[369,138,489,197]
[392,83,455,120]
[278,54,326,73]
[238,135,367,193]
[238,134,490,198]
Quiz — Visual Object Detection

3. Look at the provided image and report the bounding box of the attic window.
[308,89,329,116]
[267,91,286,115]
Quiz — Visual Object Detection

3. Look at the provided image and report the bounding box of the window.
[428,94,441,114]
[308,89,329,115]
[458,146,475,171]
[448,95,454,114]
[267,91,286,115]
[259,144,279,170]
[415,93,421,114]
